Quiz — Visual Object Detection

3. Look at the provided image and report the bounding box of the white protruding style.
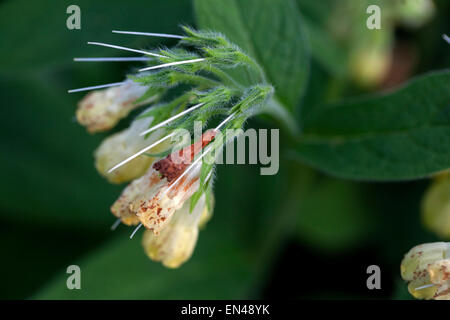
[107,132,176,173]
[113,30,184,39]
[111,218,122,231]
[443,34,450,44]
[74,57,151,62]
[130,223,143,239]
[139,58,205,72]
[139,103,204,136]
[68,81,126,93]
[87,42,166,58]
[415,284,436,291]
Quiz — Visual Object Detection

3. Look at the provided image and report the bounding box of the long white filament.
[139,58,205,72]
[129,223,142,239]
[111,218,122,231]
[74,57,151,62]
[215,111,237,131]
[87,42,166,58]
[415,284,436,291]
[113,30,184,39]
[68,81,126,93]
[107,132,176,173]
[443,34,450,44]
[139,103,204,136]
[204,170,213,186]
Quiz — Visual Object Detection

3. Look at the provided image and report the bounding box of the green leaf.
[194,0,310,113]
[293,71,450,181]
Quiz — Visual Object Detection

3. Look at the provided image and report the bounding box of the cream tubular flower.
[142,194,208,268]
[76,80,156,133]
[400,242,450,300]
[94,112,166,184]
[111,131,215,232]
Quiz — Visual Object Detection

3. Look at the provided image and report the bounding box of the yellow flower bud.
[393,0,435,28]
[94,114,167,184]
[141,195,207,268]
[400,242,450,300]
[422,176,450,238]
[349,29,392,88]
[76,80,156,133]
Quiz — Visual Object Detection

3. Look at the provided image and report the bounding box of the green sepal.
[189,162,214,213]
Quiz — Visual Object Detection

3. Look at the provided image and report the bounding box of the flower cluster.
[70,27,273,267]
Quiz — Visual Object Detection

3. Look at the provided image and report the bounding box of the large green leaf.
[293,71,450,181]
[194,0,310,113]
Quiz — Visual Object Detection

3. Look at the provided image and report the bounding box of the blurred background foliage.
[0,0,449,299]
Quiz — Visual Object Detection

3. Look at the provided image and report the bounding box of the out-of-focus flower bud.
[142,195,207,268]
[76,80,155,133]
[94,113,166,184]
[422,175,450,239]
[400,242,450,300]
[393,0,435,28]
[349,29,392,88]
[349,46,391,87]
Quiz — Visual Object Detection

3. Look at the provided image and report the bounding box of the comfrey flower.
[111,130,215,232]
[400,242,450,300]
[142,194,212,268]
[75,80,160,133]
[69,26,274,267]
